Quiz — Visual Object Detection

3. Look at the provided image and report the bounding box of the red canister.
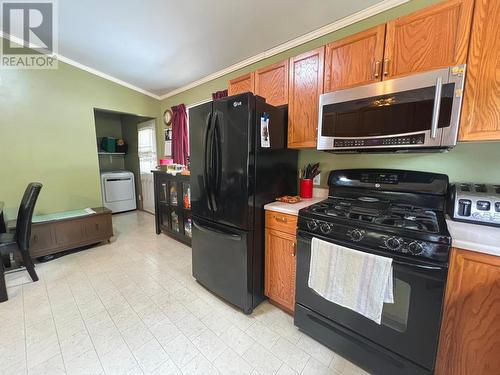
[300,179,313,199]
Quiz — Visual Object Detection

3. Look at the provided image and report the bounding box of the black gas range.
[294,169,451,375]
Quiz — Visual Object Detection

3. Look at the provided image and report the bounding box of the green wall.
[0,53,160,219]
[2,0,499,220]
[159,0,500,186]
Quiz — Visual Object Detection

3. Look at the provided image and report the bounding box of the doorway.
[93,108,156,214]
[138,120,157,214]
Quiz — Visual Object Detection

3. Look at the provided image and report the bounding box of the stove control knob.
[349,229,364,242]
[320,222,332,234]
[307,220,318,231]
[385,236,402,250]
[408,241,424,255]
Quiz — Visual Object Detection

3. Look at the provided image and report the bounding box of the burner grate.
[305,198,441,234]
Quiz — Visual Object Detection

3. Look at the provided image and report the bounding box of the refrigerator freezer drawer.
[191,216,256,313]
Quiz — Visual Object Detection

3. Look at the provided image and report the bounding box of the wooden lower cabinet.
[265,211,297,313]
[436,248,500,375]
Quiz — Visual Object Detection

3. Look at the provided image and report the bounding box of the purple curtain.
[212,90,228,100]
[171,104,189,166]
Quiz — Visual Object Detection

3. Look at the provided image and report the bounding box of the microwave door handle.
[430,76,443,139]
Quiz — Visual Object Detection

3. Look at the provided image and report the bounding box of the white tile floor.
[1,211,370,375]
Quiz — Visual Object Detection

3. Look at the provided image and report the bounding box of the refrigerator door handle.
[213,113,222,203]
[209,112,219,212]
[203,112,213,211]
[192,219,242,241]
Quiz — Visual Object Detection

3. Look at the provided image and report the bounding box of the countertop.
[446,219,500,257]
[264,198,326,216]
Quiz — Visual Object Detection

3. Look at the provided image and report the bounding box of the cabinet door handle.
[275,216,288,223]
[383,58,390,77]
[95,223,99,231]
[291,242,296,257]
[374,60,381,78]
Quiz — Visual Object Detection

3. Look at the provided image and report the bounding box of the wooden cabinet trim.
[288,46,325,148]
[324,25,386,92]
[255,59,289,106]
[384,0,474,79]
[228,72,255,96]
[459,0,500,141]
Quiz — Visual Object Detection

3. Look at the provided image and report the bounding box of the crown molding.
[1,0,409,101]
[0,31,161,100]
[158,0,409,100]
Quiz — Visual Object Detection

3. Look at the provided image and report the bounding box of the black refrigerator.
[189,93,298,314]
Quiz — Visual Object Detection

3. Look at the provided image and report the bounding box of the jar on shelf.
[171,211,179,232]
[169,183,178,206]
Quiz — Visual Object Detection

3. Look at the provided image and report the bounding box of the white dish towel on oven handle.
[308,237,394,324]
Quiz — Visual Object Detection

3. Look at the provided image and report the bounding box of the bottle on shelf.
[171,211,179,232]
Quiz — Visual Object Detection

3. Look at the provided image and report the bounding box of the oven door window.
[321,84,454,137]
[381,278,410,333]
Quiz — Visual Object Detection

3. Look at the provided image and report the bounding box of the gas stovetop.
[298,169,452,264]
[306,198,442,234]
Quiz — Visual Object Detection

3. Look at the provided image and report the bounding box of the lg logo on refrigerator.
[233,101,242,108]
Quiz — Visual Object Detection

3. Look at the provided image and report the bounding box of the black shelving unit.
[153,170,192,246]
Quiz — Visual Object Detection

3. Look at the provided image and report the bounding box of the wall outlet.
[313,173,321,185]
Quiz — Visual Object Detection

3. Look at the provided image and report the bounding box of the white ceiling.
[14,0,388,96]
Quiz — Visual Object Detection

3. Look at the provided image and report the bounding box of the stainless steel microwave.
[317,65,466,152]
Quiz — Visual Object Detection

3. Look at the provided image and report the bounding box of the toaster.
[447,183,500,227]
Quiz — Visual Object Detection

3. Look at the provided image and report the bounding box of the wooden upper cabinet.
[288,47,325,148]
[228,72,255,96]
[383,0,474,79]
[459,0,500,141]
[255,60,289,106]
[324,25,386,92]
[436,248,500,375]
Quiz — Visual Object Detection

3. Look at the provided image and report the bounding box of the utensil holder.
[300,179,313,199]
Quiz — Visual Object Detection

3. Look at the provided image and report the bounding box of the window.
[138,122,157,173]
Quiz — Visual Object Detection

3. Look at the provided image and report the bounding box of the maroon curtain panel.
[171,104,189,166]
[212,90,228,100]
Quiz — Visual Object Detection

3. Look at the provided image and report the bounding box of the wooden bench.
[8,207,113,259]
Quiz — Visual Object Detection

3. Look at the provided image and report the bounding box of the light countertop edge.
[264,198,326,216]
[446,219,500,257]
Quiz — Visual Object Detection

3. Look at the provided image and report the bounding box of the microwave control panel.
[333,134,425,148]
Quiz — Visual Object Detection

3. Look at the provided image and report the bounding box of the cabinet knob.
[275,216,288,223]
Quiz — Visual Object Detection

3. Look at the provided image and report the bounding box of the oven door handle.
[297,232,446,271]
[392,259,446,271]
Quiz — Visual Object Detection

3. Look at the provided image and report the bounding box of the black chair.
[0,183,42,302]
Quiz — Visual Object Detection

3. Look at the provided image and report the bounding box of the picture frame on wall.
[164,128,172,156]
[164,128,172,141]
